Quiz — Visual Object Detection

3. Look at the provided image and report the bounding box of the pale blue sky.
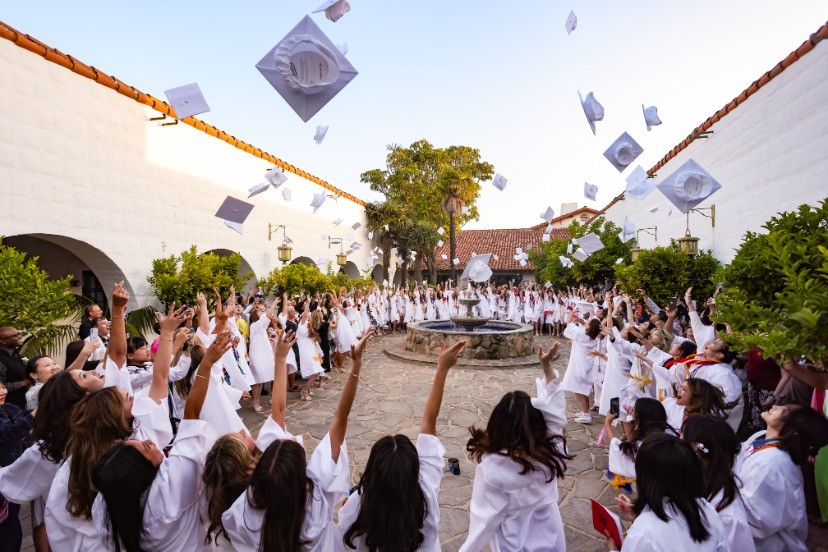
[3,1,825,228]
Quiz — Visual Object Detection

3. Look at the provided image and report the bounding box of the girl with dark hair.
[607,434,728,551]
[561,311,600,423]
[661,377,735,431]
[24,355,60,409]
[0,378,34,552]
[459,342,571,552]
[223,330,375,551]
[736,404,828,551]
[90,329,232,552]
[603,398,671,489]
[247,299,277,412]
[681,415,755,551]
[296,308,325,401]
[335,338,465,552]
[44,284,184,551]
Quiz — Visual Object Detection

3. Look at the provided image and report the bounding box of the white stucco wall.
[601,39,828,263]
[0,38,375,307]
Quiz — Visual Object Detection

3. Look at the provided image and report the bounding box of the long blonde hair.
[310,310,324,340]
[66,388,132,519]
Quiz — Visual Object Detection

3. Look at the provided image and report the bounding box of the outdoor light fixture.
[328,236,348,267]
[678,206,715,257]
[631,227,657,262]
[268,223,292,264]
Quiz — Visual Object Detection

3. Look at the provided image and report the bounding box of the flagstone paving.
[20,332,828,551]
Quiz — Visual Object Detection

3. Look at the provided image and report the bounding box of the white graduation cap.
[452,257,460,265]
[247,182,270,198]
[224,220,244,235]
[657,159,722,214]
[519,259,528,267]
[391,247,398,256]
[441,254,448,260]
[313,0,350,22]
[572,248,589,262]
[572,300,596,316]
[625,166,656,200]
[542,233,551,242]
[282,188,292,201]
[603,132,644,173]
[546,223,554,233]
[368,230,374,239]
[350,242,361,250]
[559,255,573,268]
[164,83,210,119]
[642,104,663,131]
[310,192,326,213]
[283,234,294,244]
[337,42,348,55]
[215,196,254,226]
[648,205,659,213]
[516,247,523,254]
[321,234,328,240]
[615,258,624,265]
[565,10,577,34]
[492,173,508,191]
[332,217,344,226]
[314,125,329,144]
[346,232,355,241]
[384,224,389,231]
[540,206,555,223]
[576,232,604,255]
[317,256,327,266]
[256,16,358,122]
[437,227,445,235]
[265,168,288,188]
[566,242,574,254]
[462,206,470,215]
[620,216,636,243]
[351,222,361,230]
[493,254,500,261]
[437,239,444,247]
[584,182,599,201]
[544,281,553,288]
[461,253,493,282]
[578,91,604,135]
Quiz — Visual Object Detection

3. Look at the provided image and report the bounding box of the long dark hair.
[585,318,602,340]
[633,433,710,543]
[248,439,313,551]
[202,435,258,545]
[343,435,427,552]
[32,371,85,462]
[676,378,737,418]
[775,405,828,466]
[92,443,159,552]
[618,398,670,460]
[681,414,741,511]
[467,391,571,480]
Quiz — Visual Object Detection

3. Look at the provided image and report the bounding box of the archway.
[205,248,258,289]
[339,260,360,279]
[4,233,132,310]
[290,256,317,268]
[371,264,384,284]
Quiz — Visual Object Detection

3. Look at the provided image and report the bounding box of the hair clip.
[694,442,709,455]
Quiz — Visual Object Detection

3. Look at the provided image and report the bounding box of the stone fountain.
[450,287,489,331]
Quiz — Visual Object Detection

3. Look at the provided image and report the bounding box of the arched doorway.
[290,256,317,268]
[4,234,132,310]
[205,249,258,289]
[339,261,360,279]
[371,264,384,284]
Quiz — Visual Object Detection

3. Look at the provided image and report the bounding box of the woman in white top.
[460,343,568,552]
[90,329,232,552]
[23,355,61,409]
[223,330,372,551]
[604,398,671,488]
[607,433,728,551]
[561,312,601,423]
[247,299,277,412]
[296,309,325,401]
[335,339,464,552]
[44,284,181,552]
[681,414,755,552]
[660,378,735,435]
[736,404,828,552]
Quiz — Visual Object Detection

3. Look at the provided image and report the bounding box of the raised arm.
[269,330,297,428]
[212,289,228,334]
[183,330,231,420]
[196,292,210,334]
[66,340,100,372]
[108,281,129,367]
[329,329,374,460]
[420,340,466,435]
[148,303,188,403]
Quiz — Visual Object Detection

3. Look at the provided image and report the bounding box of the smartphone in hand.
[89,328,99,344]
[610,397,620,416]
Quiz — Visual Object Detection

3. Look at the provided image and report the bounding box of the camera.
[448,457,460,475]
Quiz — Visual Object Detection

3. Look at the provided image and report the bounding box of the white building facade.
[0,25,377,308]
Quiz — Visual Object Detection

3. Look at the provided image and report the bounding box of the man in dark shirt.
[0,327,31,409]
[78,304,103,339]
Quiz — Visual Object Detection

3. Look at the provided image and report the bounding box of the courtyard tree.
[716,200,828,371]
[0,239,83,356]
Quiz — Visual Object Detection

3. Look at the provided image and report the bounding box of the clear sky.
[2,1,825,228]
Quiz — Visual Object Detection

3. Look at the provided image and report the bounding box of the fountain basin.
[405,320,534,360]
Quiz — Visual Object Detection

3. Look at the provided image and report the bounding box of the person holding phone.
[603,398,671,490]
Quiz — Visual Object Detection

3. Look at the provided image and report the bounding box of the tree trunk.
[413,256,423,285]
[427,251,437,285]
[449,211,457,282]
[400,260,409,289]
[381,233,391,283]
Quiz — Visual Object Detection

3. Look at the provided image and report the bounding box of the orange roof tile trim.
[590,21,828,222]
[0,20,366,207]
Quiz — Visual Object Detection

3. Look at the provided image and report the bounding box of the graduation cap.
[566,242,574,255]
[656,159,722,213]
[542,233,551,242]
[346,232,355,241]
[351,222,361,230]
[313,0,350,22]
[452,258,460,265]
[224,220,243,235]
[575,233,604,254]
[461,253,493,282]
[314,125,329,144]
[540,206,555,223]
[164,83,210,119]
[368,230,374,239]
[642,104,663,131]
[625,166,656,200]
[615,258,624,265]
[265,168,288,188]
[565,10,577,34]
[256,16,358,122]
[317,256,328,266]
[215,196,254,232]
[247,182,270,198]
[619,216,636,243]
[559,255,574,268]
[544,281,553,288]
[310,192,326,213]
[282,188,292,201]
[437,239,444,247]
[603,132,643,173]
[584,182,599,201]
[572,248,589,262]
[437,227,445,235]
[492,173,508,191]
[441,254,448,260]
[578,91,604,135]
[332,217,344,226]
[350,242,361,250]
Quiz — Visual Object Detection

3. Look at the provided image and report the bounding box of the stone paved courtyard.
[19,333,828,551]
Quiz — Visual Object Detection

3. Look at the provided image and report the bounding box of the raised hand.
[112,281,129,312]
[539,343,561,382]
[196,292,206,307]
[351,328,374,361]
[156,302,188,334]
[172,327,189,351]
[437,340,466,372]
[271,330,296,358]
[203,330,232,366]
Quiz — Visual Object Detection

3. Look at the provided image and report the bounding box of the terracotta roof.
[590,21,828,222]
[0,20,365,207]
[529,206,600,230]
[435,226,570,272]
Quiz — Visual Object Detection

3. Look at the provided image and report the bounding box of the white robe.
[247,316,275,384]
[460,377,566,552]
[711,490,756,552]
[296,321,324,379]
[687,362,744,432]
[622,499,728,551]
[598,331,634,416]
[735,431,808,552]
[561,323,597,396]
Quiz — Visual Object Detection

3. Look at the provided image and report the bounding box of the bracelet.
[160,337,172,342]
[111,314,123,319]
[196,374,209,381]
[348,371,360,379]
